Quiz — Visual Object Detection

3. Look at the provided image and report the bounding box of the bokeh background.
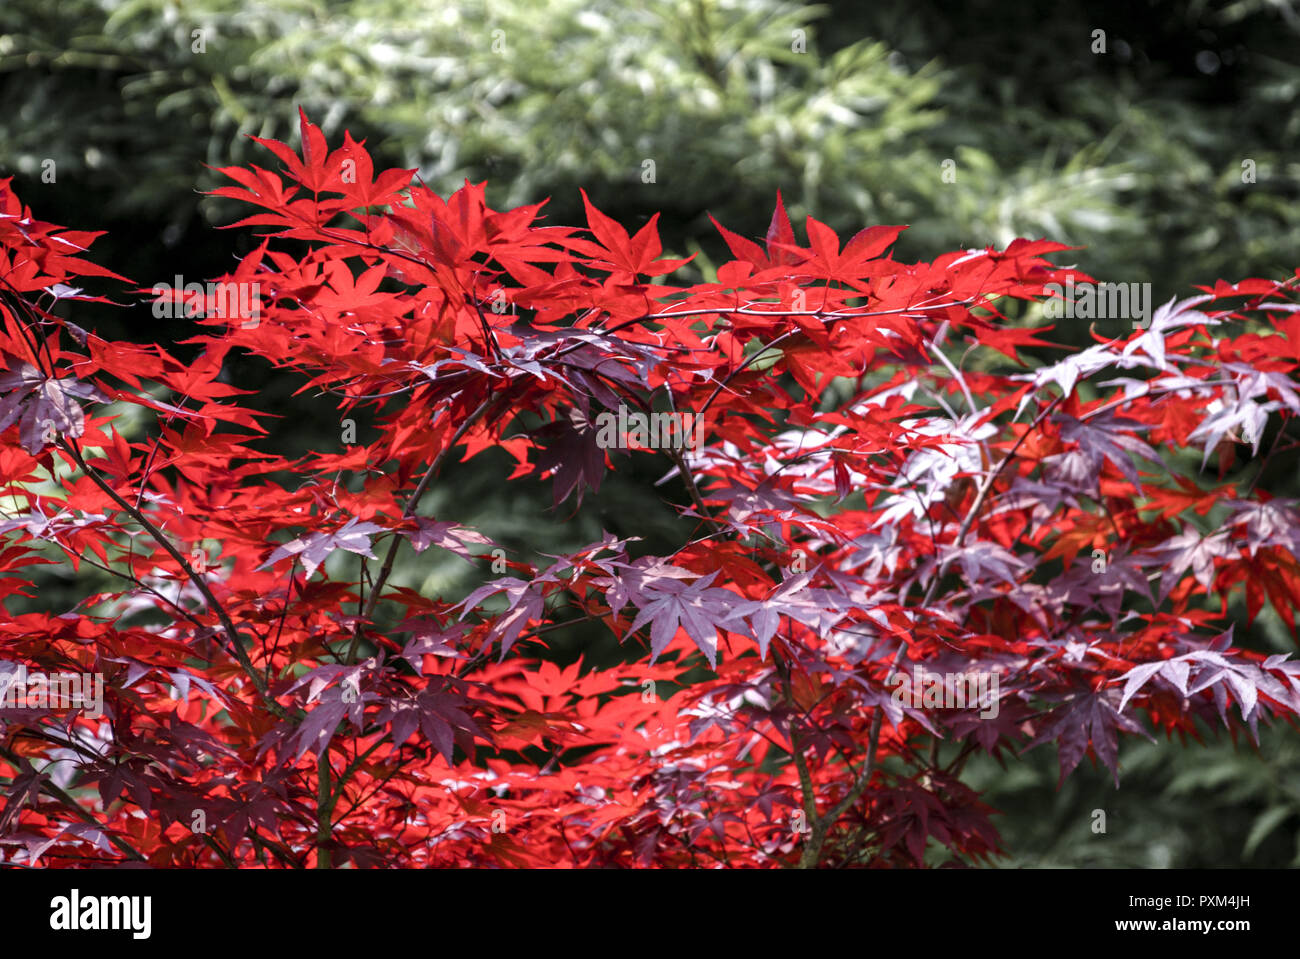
[2,0,1299,866]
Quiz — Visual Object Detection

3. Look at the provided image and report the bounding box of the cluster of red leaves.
[2,109,1300,867]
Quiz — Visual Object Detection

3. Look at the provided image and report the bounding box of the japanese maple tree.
[2,109,1299,867]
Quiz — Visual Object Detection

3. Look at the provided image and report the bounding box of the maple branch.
[696,329,797,422]
[773,649,818,830]
[0,743,147,863]
[202,833,240,868]
[15,728,109,763]
[943,740,981,779]
[785,710,818,834]
[46,537,215,639]
[329,744,410,832]
[927,325,992,469]
[639,297,979,324]
[348,393,497,663]
[794,385,1085,867]
[468,271,505,361]
[0,277,60,378]
[796,707,884,868]
[918,390,1071,610]
[450,608,600,679]
[668,445,725,537]
[1244,416,1289,495]
[316,380,420,401]
[1079,377,1233,425]
[797,366,1131,867]
[131,389,197,511]
[327,738,387,810]
[929,323,977,410]
[892,454,945,559]
[58,439,291,721]
[249,831,305,869]
[315,751,334,869]
[573,293,980,361]
[774,628,886,869]
[266,560,300,685]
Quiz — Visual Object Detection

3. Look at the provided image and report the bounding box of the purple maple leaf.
[0,353,107,454]
[259,516,384,578]
[406,518,496,561]
[456,576,546,658]
[602,566,746,668]
[1025,687,1152,786]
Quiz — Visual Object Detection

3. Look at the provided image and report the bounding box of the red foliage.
[2,109,1299,867]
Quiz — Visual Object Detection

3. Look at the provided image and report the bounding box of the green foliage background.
[2,0,1298,866]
